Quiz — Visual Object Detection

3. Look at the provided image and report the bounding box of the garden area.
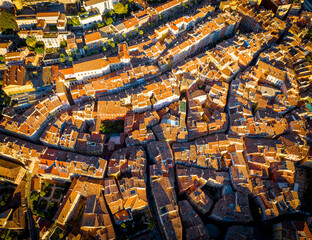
[0,229,26,240]
[67,16,81,27]
[305,26,312,42]
[25,36,45,54]
[29,182,65,220]
[38,199,48,211]
[0,186,14,209]
[100,120,124,134]
[0,80,12,117]
[0,11,18,34]
[119,211,150,237]
[301,169,312,213]
[43,185,52,197]
[0,192,12,207]
[104,1,140,25]
[53,189,62,200]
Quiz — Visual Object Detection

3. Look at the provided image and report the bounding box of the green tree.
[68,57,73,62]
[0,11,17,31]
[35,41,44,48]
[84,45,88,51]
[148,217,155,230]
[60,58,65,63]
[97,22,105,28]
[29,191,40,202]
[4,194,10,201]
[102,46,106,52]
[114,3,128,15]
[0,201,5,206]
[35,47,44,54]
[106,10,114,18]
[59,233,64,239]
[122,33,126,39]
[100,124,105,133]
[139,30,143,35]
[182,2,188,8]
[48,201,56,211]
[110,42,115,48]
[26,36,36,48]
[60,53,65,58]
[106,17,113,25]
[40,191,46,197]
[0,55,4,62]
[306,54,312,64]
[60,40,67,48]
[68,17,80,27]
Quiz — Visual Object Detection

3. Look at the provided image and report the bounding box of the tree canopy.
[35,47,44,54]
[36,41,44,48]
[97,22,105,28]
[0,11,17,32]
[305,27,312,41]
[26,36,36,48]
[29,191,40,202]
[306,54,312,64]
[106,17,113,26]
[67,17,80,27]
[60,40,67,48]
[33,41,45,54]
[114,3,128,15]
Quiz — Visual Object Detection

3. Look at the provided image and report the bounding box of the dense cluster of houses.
[0,0,311,239]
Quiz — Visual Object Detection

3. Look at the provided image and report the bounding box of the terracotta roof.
[73,57,109,73]
[84,31,103,44]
